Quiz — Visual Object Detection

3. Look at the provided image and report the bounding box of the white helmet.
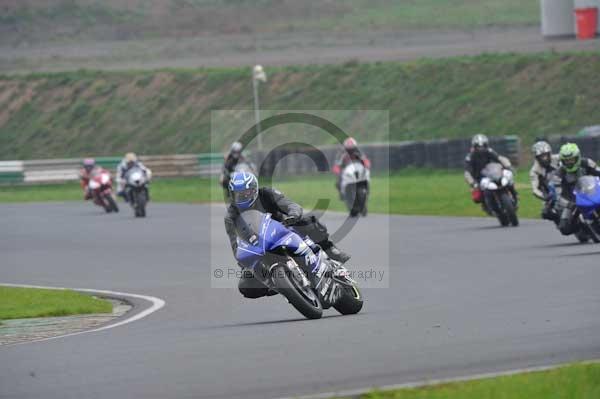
[471,134,489,151]
[125,152,137,163]
[229,141,243,159]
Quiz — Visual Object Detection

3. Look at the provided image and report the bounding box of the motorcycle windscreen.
[481,163,503,181]
[575,176,600,210]
[126,167,145,186]
[343,162,369,182]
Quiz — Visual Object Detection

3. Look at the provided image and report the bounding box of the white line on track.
[283,359,600,399]
[0,283,166,345]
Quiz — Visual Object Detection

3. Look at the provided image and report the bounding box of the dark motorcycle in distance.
[235,209,363,319]
[125,166,150,218]
[479,162,518,227]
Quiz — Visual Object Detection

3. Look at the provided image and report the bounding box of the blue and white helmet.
[228,171,258,210]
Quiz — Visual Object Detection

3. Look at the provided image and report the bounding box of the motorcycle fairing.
[235,213,315,271]
[574,176,600,219]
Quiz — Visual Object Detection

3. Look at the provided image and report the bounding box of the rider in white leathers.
[116,152,152,202]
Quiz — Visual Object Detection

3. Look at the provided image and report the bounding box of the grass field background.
[2,52,599,160]
[353,363,600,399]
[0,286,112,322]
[0,170,541,219]
[1,0,540,46]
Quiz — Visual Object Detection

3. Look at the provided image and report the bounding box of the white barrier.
[0,161,24,173]
[0,154,223,184]
[24,169,79,183]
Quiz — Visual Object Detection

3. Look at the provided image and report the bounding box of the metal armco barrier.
[0,137,520,184]
[0,153,223,184]
[548,135,600,160]
[0,161,24,184]
[253,136,520,176]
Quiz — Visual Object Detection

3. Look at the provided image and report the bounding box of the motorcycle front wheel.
[333,284,363,315]
[486,192,509,226]
[137,189,147,218]
[354,186,368,217]
[575,229,591,243]
[271,264,322,320]
[105,194,119,213]
[500,192,518,227]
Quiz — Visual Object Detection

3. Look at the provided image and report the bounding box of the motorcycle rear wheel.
[271,264,322,320]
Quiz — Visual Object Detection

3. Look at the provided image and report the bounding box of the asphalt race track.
[1,203,600,399]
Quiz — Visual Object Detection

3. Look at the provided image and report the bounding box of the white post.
[253,76,262,151]
[252,65,267,151]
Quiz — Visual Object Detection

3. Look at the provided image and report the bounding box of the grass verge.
[0,286,112,322]
[0,170,541,219]
[352,362,600,399]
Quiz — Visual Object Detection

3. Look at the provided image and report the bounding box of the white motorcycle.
[125,166,150,218]
[479,162,519,227]
[339,161,370,217]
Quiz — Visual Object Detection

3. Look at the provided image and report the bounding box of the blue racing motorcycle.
[235,209,363,319]
[574,175,600,242]
[547,173,591,243]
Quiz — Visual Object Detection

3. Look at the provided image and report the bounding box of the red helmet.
[343,137,357,150]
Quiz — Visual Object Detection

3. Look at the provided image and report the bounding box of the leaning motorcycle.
[572,175,600,243]
[547,173,592,243]
[88,168,119,213]
[479,162,518,227]
[340,161,370,217]
[235,209,363,319]
[125,166,150,218]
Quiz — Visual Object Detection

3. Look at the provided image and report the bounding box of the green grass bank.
[1,52,599,160]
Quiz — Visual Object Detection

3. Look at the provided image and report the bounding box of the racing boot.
[320,241,351,264]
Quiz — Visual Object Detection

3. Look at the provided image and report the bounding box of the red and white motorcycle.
[88,168,119,213]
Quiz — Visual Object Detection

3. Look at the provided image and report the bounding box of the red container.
[575,7,598,40]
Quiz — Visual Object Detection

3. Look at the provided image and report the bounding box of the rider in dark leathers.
[224,173,351,299]
[219,142,248,190]
[556,143,600,235]
[464,134,517,211]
